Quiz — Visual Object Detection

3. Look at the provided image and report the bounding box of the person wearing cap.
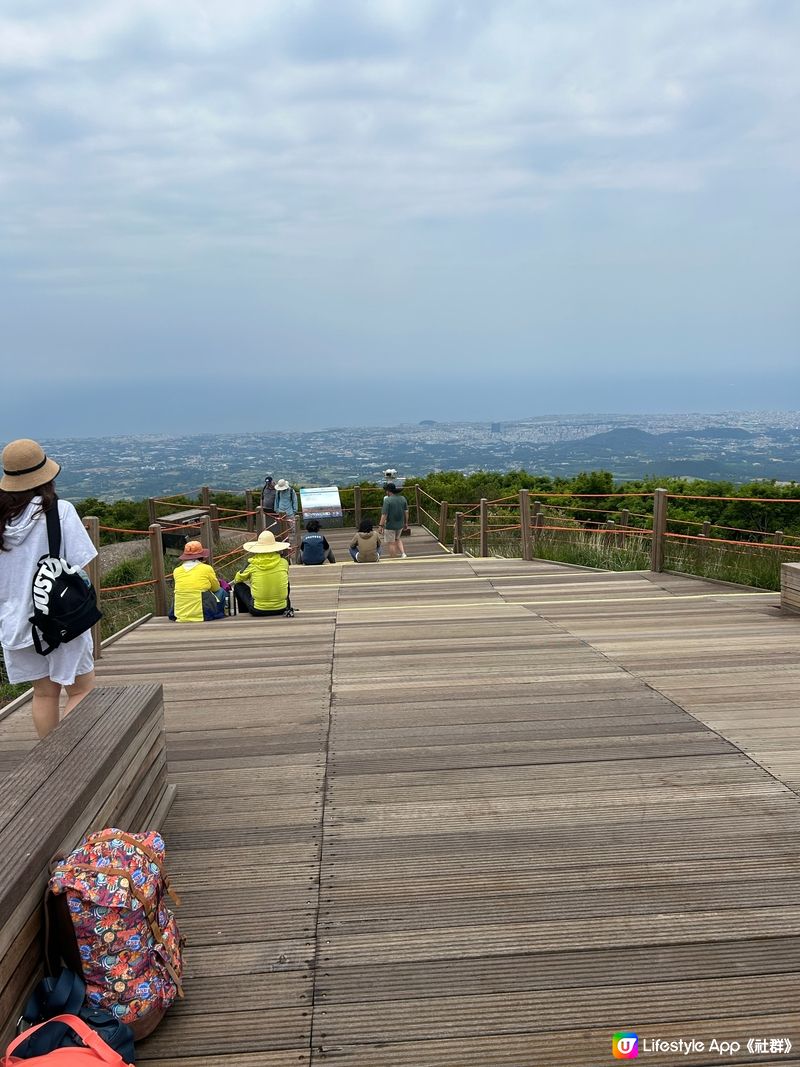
[0,438,97,738]
[233,529,294,616]
[273,479,299,540]
[170,541,227,623]
[379,482,409,559]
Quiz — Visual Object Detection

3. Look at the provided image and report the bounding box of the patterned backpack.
[47,829,184,1040]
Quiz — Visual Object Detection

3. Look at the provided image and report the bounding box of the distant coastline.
[42,412,800,502]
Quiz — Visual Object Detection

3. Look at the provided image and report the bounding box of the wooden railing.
[69,483,800,649]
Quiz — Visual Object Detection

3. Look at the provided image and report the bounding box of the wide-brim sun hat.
[179,540,210,561]
[243,530,291,553]
[274,479,291,491]
[0,438,61,492]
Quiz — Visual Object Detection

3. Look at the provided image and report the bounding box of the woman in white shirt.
[0,438,97,738]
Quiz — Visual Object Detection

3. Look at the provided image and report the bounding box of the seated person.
[171,541,227,622]
[299,519,336,565]
[349,519,382,562]
[233,530,294,617]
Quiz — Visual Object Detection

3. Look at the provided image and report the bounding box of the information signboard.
[299,486,343,526]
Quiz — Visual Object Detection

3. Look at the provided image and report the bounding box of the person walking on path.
[273,478,299,541]
[170,540,227,622]
[379,482,409,559]
[0,438,97,738]
[233,529,294,616]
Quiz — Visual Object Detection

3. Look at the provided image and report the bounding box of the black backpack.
[29,500,102,655]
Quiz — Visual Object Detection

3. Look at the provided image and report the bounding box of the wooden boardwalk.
[2,534,800,1064]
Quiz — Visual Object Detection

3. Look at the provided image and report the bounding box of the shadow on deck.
[2,547,800,1064]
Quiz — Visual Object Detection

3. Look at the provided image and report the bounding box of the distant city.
[43,412,800,502]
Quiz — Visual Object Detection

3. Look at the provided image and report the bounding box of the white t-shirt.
[0,498,97,650]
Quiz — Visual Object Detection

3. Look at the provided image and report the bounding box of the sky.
[1,0,799,436]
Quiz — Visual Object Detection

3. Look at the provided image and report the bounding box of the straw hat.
[179,540,210,561]
[274,479,291,491]
[242,530,291,553]
[0,439,61,492]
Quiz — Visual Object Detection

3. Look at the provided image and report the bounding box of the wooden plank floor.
[1,543,800,1064]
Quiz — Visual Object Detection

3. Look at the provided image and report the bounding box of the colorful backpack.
[47,829,183,1040]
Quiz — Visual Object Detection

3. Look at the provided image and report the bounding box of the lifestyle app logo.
[613,1032,639,1059]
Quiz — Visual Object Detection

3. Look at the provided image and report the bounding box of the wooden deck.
[2,534,800,1064]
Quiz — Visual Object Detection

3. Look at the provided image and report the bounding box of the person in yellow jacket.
[233,529,294,617]
[171,541,227,622]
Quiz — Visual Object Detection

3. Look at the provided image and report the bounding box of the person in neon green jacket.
[233,530,294,616]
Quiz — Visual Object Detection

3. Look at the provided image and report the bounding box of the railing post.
[774,531,784,545]
[479,498,488,557]
[531,501,542,556]
[453,511,463,554]
[200,515,215,566]
[209,503,221,545]
[415,484,422,526]
[519,489,532,561]
[354,486,362,529]
[201,486,211,509]
[438,500,449,546]
[700,520,711,538]
[618,508,630,548]
[650,489,668,573]
[147,498,157,526]
[257,507,266,534]
[293,515,302,563]
[83,517,101,660]
[149,523,168,617]
[245,491,255,533]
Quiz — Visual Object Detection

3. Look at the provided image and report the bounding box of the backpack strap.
[22,967,85,1025]
[7,1015,126,1065]
[83,829,182,905]
[31,499,63,655]
[44,495,61,558]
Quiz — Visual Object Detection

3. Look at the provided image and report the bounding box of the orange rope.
[101,577,158,592]
[667,493,800,504]
[664,531,800,552]
[668,517,797,539]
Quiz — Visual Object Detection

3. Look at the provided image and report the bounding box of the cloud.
[0,0,797,411]
[2,0,797,267]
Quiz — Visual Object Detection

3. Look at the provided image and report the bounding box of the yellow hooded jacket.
[234,553,289,611]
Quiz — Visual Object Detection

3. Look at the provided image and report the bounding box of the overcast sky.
[2,0,799,436]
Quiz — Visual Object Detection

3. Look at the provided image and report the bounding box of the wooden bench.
[781,562,800,613]
[0,684,172,1047]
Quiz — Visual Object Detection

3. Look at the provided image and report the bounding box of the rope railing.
[663,531,800,553]
[83,482,800,651]
[666,493,800,504]
[666,516,798,540]
[100,577,159,593]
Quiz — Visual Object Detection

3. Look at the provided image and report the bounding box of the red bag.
[4,1014,133,1065]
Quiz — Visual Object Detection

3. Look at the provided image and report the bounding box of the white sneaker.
[400,552,407,558]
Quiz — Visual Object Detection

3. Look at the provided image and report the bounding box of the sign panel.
[300,485,343,525]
